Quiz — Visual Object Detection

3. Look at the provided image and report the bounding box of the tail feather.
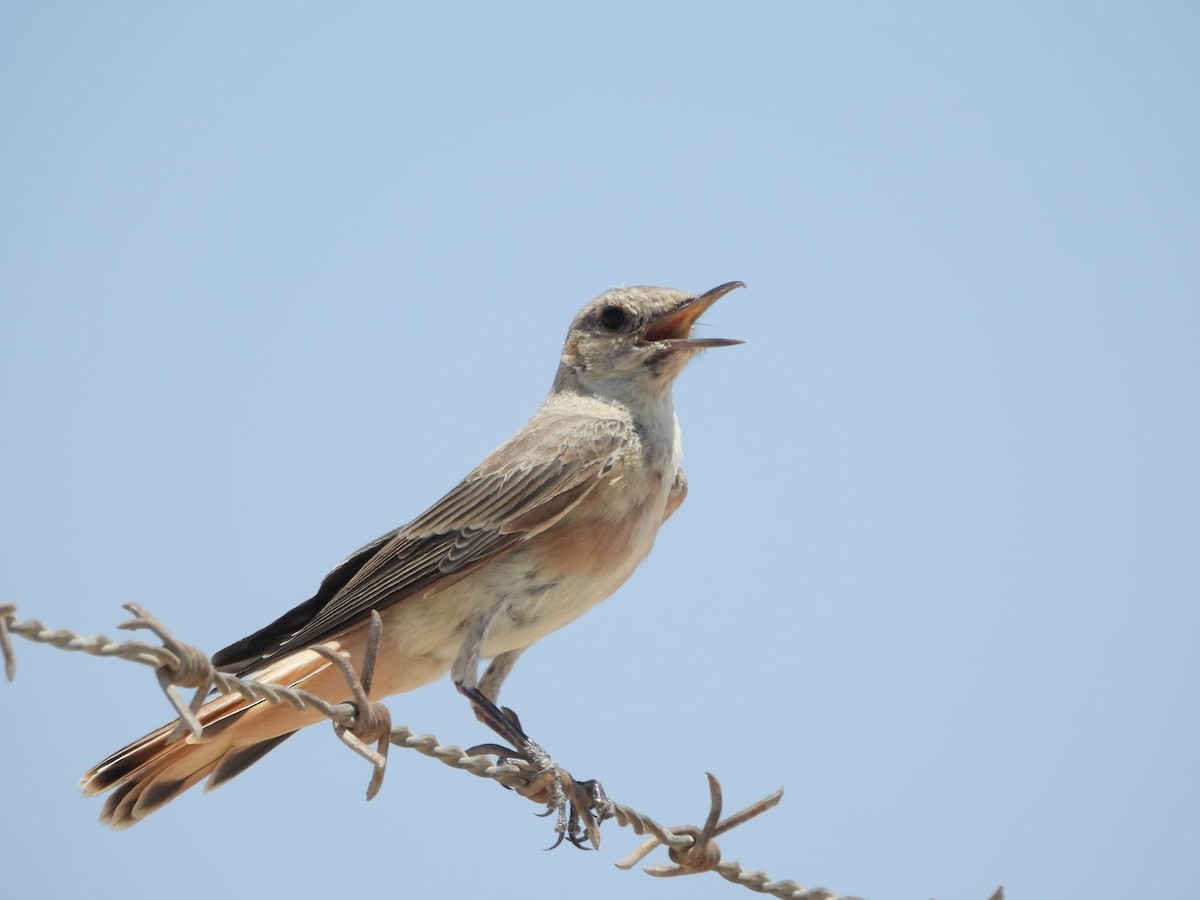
[98,781,139,825]
[81,647,344,828]
[207,732,295,790]
[82,724,175,797]
[104,756,218,829]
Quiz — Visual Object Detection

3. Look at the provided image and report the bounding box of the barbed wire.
[0,602,1001,900]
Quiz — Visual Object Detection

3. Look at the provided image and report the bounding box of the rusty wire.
[0,603,1002,900]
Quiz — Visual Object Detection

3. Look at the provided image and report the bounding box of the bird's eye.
[599,306,627,331]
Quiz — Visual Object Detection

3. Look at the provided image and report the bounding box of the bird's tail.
[80,647,343,828]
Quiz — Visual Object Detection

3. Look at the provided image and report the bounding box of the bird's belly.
[477,535,651,656]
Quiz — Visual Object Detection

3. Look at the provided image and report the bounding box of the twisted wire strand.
[3,609,358,722]
[1,604,998,900]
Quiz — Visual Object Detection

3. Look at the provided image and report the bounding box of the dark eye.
[599,305,627,331]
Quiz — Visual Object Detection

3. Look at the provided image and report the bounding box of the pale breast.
[479,455,675,655]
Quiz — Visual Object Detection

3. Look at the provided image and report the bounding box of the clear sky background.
[2,4,1196,898]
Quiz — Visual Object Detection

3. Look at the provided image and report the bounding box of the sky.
[1,3,1197,898]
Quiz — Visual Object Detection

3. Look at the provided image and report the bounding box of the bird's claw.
[467,737,612,850]
[460,686,611,848]
[546,771,612,850]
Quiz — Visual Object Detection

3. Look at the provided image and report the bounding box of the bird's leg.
[459,678,609,848]
[478,648,524,707]
[450,610,531,749]
[457,683,535,754]
[460,647,536,750]
[451,620,610,847]
[451,626,549,767]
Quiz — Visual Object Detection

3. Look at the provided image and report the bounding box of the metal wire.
[0,603,1002,900]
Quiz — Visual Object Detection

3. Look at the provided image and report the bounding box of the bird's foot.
[471,738,613,849]
[545,773,612,850]
[460,687,612,848]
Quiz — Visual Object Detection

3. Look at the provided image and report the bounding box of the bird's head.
[555,281,744,401]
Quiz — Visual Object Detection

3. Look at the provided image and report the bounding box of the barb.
[311,610,392,800]
[120,602,213,740]
[615,773,783,876]
[0,604,15,682]
[0,604,1000,900]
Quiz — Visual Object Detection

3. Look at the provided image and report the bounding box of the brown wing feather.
[212,414,632,674]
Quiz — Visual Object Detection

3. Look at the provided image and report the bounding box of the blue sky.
[2,3,1197,898]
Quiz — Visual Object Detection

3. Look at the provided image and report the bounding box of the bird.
[80,281,744,829]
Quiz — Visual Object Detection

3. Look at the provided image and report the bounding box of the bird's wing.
[211,415,633,674]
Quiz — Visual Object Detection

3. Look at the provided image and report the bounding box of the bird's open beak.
[641,281,745,350]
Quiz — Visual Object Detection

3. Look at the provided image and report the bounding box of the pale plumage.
[81,282,743,828]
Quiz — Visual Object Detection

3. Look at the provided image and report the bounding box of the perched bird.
[81,281,744,829]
